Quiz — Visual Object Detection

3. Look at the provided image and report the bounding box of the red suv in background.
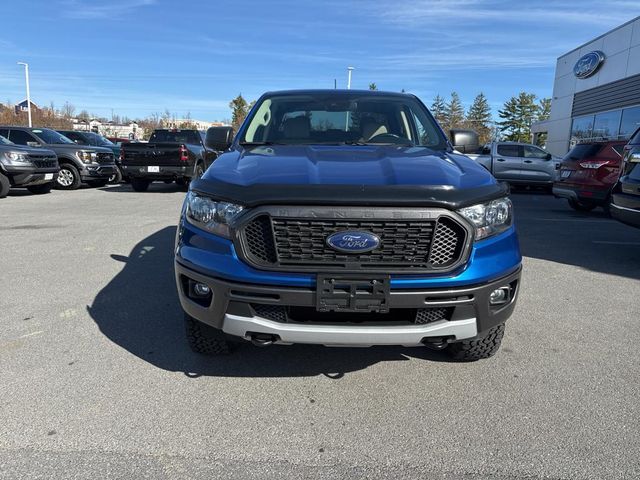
[553,140,627,212]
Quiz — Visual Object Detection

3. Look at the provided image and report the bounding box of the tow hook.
[422,337,451,350]
[249,333,279,347]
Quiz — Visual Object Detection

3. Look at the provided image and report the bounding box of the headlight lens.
[1,151,32,166]
[457,197,513,240]
[184,191,244,238]
[77,151,97,163]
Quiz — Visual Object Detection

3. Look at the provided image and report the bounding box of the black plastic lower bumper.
[175,261,521,342]
[81,164,116,181]
[553,184,609,204]
[4,167,59,187]
[122,165,189,180]
[610,193,640,228]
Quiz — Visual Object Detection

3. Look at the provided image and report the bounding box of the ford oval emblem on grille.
[326,231,380,253]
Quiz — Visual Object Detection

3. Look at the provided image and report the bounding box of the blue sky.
[1,0,638,121]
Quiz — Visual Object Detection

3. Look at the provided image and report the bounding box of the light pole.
[17,62,32,127]
[347,66,354,89]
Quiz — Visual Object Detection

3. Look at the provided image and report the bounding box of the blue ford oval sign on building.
[326,231,380,253]
[574,51,605,79]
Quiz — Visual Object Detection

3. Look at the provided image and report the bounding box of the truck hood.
[194,144,506,208]
[206,145,493,187]
[0,144,56,156]
[43,144,113,154]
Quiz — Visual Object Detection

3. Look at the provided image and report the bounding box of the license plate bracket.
[316,274,390,313]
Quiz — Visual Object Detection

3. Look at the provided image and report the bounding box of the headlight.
[77,151,97,163]
[1,151,32,166]
[184,191,244,238]
[457,197,513,240]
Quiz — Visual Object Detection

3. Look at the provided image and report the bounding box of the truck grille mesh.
[250,304,454,324]
[29,157,57,169]
[415,307,453,324]
[239,214,466,272]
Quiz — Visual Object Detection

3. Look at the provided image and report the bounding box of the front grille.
[97,152,114,163]
[251,304,287,322]
[249,304,454,324]
[415,307,453,324]
[239,213,467,272]
[29,157,57,169]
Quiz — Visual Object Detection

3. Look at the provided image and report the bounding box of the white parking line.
[19,331,43,339]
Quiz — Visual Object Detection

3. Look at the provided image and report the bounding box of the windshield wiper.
[239,141,286,146]
[340,141,414,146]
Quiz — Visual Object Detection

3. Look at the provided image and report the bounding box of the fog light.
[489,287,510,305]
[193,282,210,297]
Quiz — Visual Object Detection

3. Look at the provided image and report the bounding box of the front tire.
[108,167,123,184]
[130,178,150,192]
[56,163,81,190]
[447,323,505,361]
[568,198,596,212]
[184,313,232,355]
[27,183,53,195]
[0,173,10,198]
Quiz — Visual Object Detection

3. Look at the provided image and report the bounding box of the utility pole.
[17,62,32,127]
[347,66,354,89]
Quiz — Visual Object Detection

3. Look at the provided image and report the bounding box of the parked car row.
[552,128,640,229]
[0,126,224,198]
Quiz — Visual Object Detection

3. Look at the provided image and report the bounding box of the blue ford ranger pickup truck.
[174,90,521,361]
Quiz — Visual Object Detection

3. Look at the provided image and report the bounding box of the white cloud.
[61,0,155,19]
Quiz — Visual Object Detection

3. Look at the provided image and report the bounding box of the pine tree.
[466,93,492,144]
[444,92,464,132]
[229,94,249,131]
[498,92,539,142]
[430,94,446,127]
[368,83,378,91]
[537,98,551,122]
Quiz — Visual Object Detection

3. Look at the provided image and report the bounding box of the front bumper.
[552,183,610,204]
[175,260,521,347]
[122,165,189,180]
[610,193,640,228]
[3,165,59,187]
[81,164,116,180]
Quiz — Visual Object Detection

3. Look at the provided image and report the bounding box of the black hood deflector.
[191,178,509,210]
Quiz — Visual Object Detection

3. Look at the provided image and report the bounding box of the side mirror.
[205,126,234,151]
[546,153,552,160]
[450,129,480,154]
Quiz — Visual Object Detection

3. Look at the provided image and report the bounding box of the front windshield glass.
[240,93,446,149]
[0,135,12,145]
[86,132,114,146]
[32,129,75,144]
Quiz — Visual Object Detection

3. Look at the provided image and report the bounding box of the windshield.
[0,135,12,145]
[32,129,75,145]
[86,132,114,146]
[240,93,446,149]
[150,130,201,144]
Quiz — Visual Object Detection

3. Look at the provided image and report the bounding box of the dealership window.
[570,115,594,141]
[619,106,640,139]
[592,110,622,139]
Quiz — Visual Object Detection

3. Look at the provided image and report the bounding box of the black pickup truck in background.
[120,129,228,192]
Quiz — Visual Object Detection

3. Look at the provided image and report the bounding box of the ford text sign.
[574,51,605,79]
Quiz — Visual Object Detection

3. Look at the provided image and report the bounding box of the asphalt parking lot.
[1,184,639,479]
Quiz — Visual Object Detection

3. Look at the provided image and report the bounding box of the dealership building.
[533,16,640,156]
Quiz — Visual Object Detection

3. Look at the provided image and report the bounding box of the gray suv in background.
[0,127,116,190]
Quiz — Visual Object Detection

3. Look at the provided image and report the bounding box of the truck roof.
[261,89,415,99]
